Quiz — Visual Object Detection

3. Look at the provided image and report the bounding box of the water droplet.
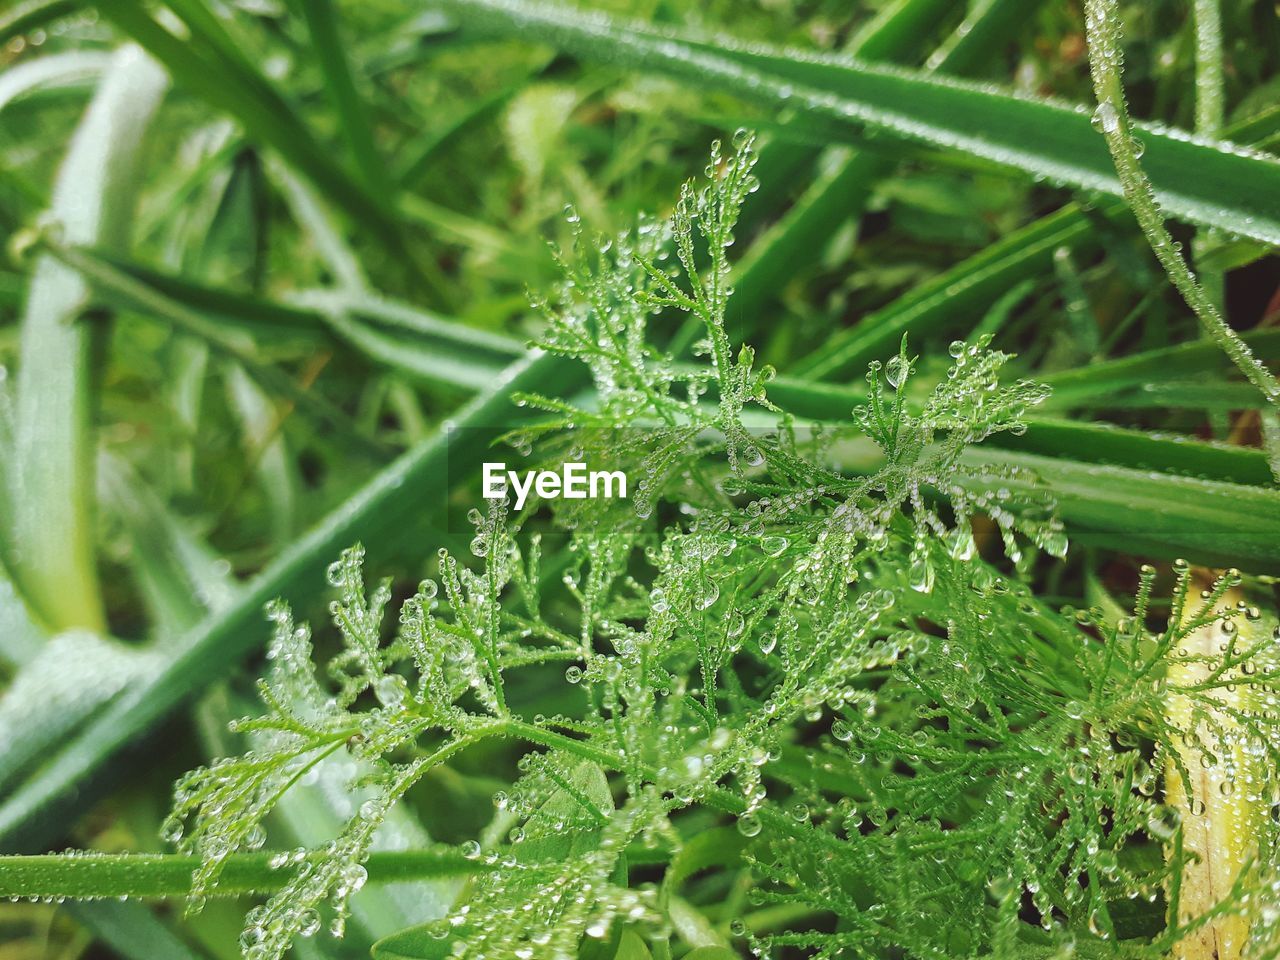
[736,813,762,837]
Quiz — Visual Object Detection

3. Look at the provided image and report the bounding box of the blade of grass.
[44,248,521,390]
[299,0,384,192]
[766,375,1275,486]
[64,902,211,960]
[438,0,1280,246]
[0,631,157,795]
[959,448,1280,569]
[984,418,1275,487]
[790,201,1121,379]
[6,46,168,633]
[397,68,547,189]
[0,850,495,899]
[1082,0,1279,405]
[0,50,110,112]
[0,564,44,667]
[1058,381,1265,412]
[790,101,1280,380]
[1041,329,1280,408]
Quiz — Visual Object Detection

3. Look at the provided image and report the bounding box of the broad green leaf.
[613,931,654,960]
[438,0,1280,246]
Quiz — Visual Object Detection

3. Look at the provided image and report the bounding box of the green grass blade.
[0,851,493,899]
[959,448,1280,569]
[438,0,1280,245]
[41,240,389,460]
[1041,329,1280,408]
[0,564,46,668]
[299,0,384,192]
[987,419,1275,487]
[0,632,156,796]
[844,0,955,61]
[789,101,1280,381]
[6,46,168,633]
[791,201,1119,379]
[0,51,110,112]
[64,902,211,960]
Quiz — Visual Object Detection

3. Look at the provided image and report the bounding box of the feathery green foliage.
[124,142,1277,960]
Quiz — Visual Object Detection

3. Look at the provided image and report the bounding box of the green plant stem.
[0,850,495,900]
[1192,0,1224,137]
[1082,0,1279,405]
[1192,0,1225,314]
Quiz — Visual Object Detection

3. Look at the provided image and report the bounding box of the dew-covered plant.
[142,139,1280,960]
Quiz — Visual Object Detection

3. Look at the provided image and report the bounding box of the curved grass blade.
[7,46,168,633]
[1040,329,1280,408]
[438,0,1280,246]
[726,0,1043,342]
[791,201,1122,379]
[790,101,1280,381]
[40,240,389,460]
[0,50,110,113]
